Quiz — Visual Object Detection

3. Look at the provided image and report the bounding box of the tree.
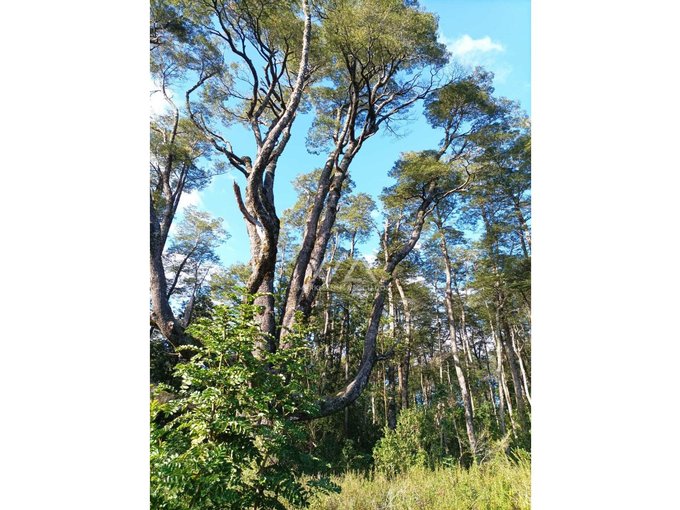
[164,206,229,321]
[465,100,531,435]
[432,204,478,457]
[150,112,222,348]
[149,4,533,505]
[180,0,314,348]
[150,0,225,347]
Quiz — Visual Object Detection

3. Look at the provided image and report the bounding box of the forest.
[150,0,531,508]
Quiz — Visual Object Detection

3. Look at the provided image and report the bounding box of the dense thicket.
[150,1,530,508]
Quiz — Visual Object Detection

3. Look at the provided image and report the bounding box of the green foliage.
[150,2,531,503]
[150,302,337,509]
[372,407,444,477]
[166,207,228,268]
[338,439,372,473]
[305,88,345,155]
[151,0,215,73]
[322,0,445,73]
[381,151,459,211]
[424,69,497,130]
[222,0,307,67]
[150,335,180,386]
[149,116,221,211]
[209,266,251,305]
[306,0,446,151]
[337,193,376,243]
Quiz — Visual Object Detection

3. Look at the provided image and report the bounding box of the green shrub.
[372,407,444,476]
[150,302,337,509]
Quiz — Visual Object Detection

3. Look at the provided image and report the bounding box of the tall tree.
[164,206,229,324]
[149,111,220,347]
[279,0,446,340]
[168,0,315,348]
[150,0,225,346]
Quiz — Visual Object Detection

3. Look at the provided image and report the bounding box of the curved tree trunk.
[304,197,434,419]
[150,201,189,348]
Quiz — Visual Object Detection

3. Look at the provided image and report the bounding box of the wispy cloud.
[440,34,511,84]
[167,191,203,238]
[363,252,377,265]
[177,190,203,212]
[150,78,174,116]
[446,35,505,57]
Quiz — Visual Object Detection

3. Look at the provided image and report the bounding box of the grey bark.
[437,218,477,457]
[395,277,412,409]
[186,0,313,346]
[150,200,191,349]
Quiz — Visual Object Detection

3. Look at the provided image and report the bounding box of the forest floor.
[303,453,530,510]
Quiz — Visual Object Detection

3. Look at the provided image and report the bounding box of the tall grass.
[303,450,530,510]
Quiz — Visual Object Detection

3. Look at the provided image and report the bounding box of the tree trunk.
[385,282,398,428]
[420,368,429,406]
[300,194,436,420]
[280,132,365,339]
[512,195,531,258]
[501,365,517,435]
[150,201,190,348]
[496,336,507,436]
[310,283,388,418]
[452,275,475,367]
[500,315,527,423]
[386,363,397,430]
[382,365,389,427]
[510,323,532,408]
[371,391,377,425]
[394,278,411,409]
[438,221,477,457]
[238,185,278,351]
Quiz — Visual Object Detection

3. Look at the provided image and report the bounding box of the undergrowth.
[300,449,530,510]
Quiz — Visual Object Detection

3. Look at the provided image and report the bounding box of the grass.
[304,451,530,510]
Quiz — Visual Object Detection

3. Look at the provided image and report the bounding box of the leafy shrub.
[372,407,444,477]
[150,302,338,509]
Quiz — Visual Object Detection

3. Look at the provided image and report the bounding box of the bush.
[372,408,444,477]
[150,302,337,509]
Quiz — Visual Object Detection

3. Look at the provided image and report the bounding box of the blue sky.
[174,0,531,267]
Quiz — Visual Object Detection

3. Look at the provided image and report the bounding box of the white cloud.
[167,190,205,239]
[445,35,504,58]
[363,251,377,265]
[150,78,173,116]
[439,34,511,84]
[177,190,203,212]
